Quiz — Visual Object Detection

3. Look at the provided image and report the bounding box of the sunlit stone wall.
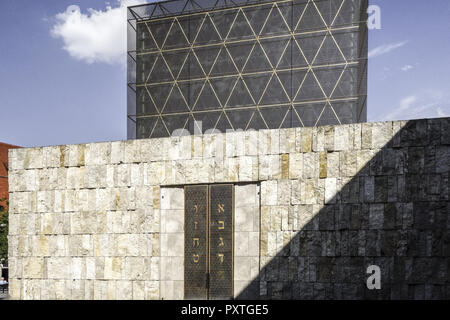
[7,118,450,299]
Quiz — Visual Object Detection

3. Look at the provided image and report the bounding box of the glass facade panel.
[127,0,368,139]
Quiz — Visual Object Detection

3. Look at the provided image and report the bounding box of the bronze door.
[184,184,233,299]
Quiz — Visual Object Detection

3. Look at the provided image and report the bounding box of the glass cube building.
[127,0,368,139]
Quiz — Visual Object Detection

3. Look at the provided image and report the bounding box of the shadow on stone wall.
[238,119,450,300]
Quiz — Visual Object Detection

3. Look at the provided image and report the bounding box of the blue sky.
[0,0,449,147]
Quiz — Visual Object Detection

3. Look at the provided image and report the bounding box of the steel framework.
[127,0,368,139]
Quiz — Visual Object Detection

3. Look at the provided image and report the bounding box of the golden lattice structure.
[127,0,368,139]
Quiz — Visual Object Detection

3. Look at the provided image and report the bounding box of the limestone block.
[25,170,37,192]
[114,163,130,187]
[55,280,72,300]
[238,156,253,181]
[83,280,93,300]
[57,167,67,189]
[269,129,280,155]
[13,149,25,171]
[225,157,239,182]
[160,280,182,300]
[133,281,145,300]
[152,210,161,234]
[364,176,375,202]
[207,133,225,159]
[326,151,339,178]
[36,235,50,256]
[436,146,450,173]
[110,141,125,164]
[236,131,248,157]
[37,168,58,191]
[24,148,44,169]
[234,206,257,231]
[249,232,259,257]
[325,178,337,204]
[71,257,84,280]
[135,186,153,209]
[204,134,218,159]
[150,257,160,280]
[324,126,335,151]
[280,128,296,154]
[162,209,184,234]
[270,206,282,231]
[8,213,19,235]
[47,257,71,279]
[361,123,372,149]
[235,184,257,208]
[8,148,20,171]
[161,188,183,210]
[105,257,124,280]
[340,151,357,177]
[312,127,325,152]
[234,256,251,281]
[40,279,55,300]
[106,281,117,300]
[369,204,385,229]
[94,280,107,300]
[116,281,133,300]
[23,257,44,279]
[85,257,95,280]
[165,161,186,185]
[144,281,159,300]
[85,142,111,166]
[277,180,291,205]
[261,180,277,206]
[161,233,184,257]
[334,125,351,151]
[356,149,375,175]
[214,158,225,182]
[303,153,318,179]
[192,135,204,158]
[225,131,237,158]
[290,180,301,205]
[281,206,290,231]
[245,130,258,156]
[21,213,35,235]
[235,232,249,256]
[372,122,393,149]
[258,155,281,180]
[22,279,41,300]
[353,123,362,150]
[301,179,320,205]
[66,167,83,189]
[160,257,183,281]
[319,152,327,178]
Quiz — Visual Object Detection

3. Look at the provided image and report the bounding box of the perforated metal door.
[184,184,233,299]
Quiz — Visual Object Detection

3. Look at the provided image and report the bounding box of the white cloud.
[368,41,408,59]
[401,65,413,72]
[384,95,417,120]
[382,92,450,121]
[51,0,146,65]
[437,107,449,117]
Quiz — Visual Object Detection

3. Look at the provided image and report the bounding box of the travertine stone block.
[280,128,296,154]
[289,153,303,179]
[303,153,318,179]
[261,180,277,206]
[372,122,393,149]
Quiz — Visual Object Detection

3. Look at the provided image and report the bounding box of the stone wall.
[7,118,450,299]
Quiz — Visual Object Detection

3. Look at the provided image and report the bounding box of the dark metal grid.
[184,185,208,299]
[128,0,368,139]
[208,184,233,299]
